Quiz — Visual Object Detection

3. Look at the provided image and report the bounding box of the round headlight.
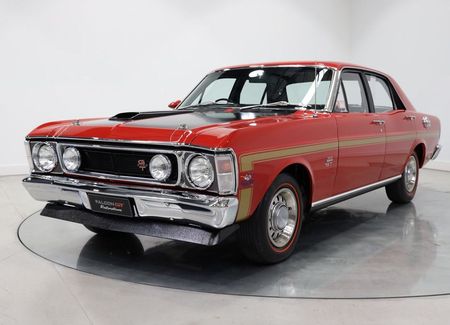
[187,155,214,189]
[32,143,57,172]
[62,147,81,172]
[149,154,172,181]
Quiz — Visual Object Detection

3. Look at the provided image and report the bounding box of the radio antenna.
[314,65,318,116]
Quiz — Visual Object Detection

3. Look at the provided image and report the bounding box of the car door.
[333,70,386,194]
[363,73,417,179]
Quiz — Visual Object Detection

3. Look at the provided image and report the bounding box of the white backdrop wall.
[350,0,450,168]
[1,0,449,175]
[0,0,351,175]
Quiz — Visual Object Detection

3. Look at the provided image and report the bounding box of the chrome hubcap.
[268,188,298,248]
[404,155,418,192]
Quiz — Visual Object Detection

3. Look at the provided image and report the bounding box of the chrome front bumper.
[23,175,239,229]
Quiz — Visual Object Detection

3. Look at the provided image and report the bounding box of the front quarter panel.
[223,113,339,222]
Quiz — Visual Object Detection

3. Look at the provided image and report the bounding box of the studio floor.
[1,169,450,324]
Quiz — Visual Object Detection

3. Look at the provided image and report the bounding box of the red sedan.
[23,61,441,263]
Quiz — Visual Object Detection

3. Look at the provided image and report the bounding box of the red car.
[23,61,441,263]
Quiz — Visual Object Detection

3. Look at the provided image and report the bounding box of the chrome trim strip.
[431,144,442,160]
[22,175,239,229]
[325,68,340,112]
[214,64,339,72]
[212,64,337,112]
[311,175,402,208]
[26,136,231,152]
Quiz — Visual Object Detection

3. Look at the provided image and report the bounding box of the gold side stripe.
[236,188,253,221]
[236,130,438,221]
[339,136,385,148]
[239,131,437,173]
[419,130,440,138]
[240,142,338,172]
[387,133,417,142]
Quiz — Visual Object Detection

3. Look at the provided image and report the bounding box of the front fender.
[235,154,316,222]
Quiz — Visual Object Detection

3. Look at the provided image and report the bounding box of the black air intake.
[110,110,193,121]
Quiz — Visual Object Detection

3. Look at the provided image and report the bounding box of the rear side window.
[341,72,369,113]
[366,75,394,113]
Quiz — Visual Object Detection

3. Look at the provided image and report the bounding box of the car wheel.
[385,152,419,203]
[84,225,122,236]
[238,173,304,264]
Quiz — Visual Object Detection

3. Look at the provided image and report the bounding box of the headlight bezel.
[62,146,81,172]
[149,154,172,181]
[185,154,215,190]
[31,142,58,172]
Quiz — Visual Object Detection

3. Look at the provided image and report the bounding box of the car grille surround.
[57,144,180,185]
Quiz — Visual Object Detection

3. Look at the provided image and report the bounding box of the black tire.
[385,152,419,204]
[84,225,122,236]
[238,173,304,264]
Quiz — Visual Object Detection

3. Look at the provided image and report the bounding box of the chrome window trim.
[194,64,338,112]
[324,68,340,112]
[213,64,338,72]
[327,66,404,113]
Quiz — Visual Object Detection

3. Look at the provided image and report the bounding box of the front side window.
[366,75,394,113]
[179,67,334,109]
[340,72,369,113]
[334,82,348,113]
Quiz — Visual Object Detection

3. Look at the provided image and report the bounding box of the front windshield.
[179,67,334,109]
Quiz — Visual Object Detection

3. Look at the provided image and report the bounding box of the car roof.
[215,61,380,72]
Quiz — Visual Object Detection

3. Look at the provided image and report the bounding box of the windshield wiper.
[179,101,215,110]
[180,100,238,110]
[239,101,313,111]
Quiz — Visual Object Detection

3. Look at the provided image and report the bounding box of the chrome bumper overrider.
[23,175,238,229]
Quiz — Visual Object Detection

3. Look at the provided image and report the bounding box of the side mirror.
[168,99,181,109]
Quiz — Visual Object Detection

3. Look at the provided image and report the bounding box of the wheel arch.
[236,158,315,223]
[278,163,313,213]
[413,142,426,168]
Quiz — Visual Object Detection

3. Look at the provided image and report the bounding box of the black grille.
[78,148,178,183]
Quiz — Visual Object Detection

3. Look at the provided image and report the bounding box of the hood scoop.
[110,110,193,121]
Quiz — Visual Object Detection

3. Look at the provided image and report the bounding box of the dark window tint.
[341,72,369,113]
[366,74,394,113]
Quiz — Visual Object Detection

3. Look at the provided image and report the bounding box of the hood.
[28,108,319,148]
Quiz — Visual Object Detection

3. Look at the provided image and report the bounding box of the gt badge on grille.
[137,159,148,171]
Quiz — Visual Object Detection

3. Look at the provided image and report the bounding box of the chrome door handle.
[372,119,385,125]
[404,115,416,120]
